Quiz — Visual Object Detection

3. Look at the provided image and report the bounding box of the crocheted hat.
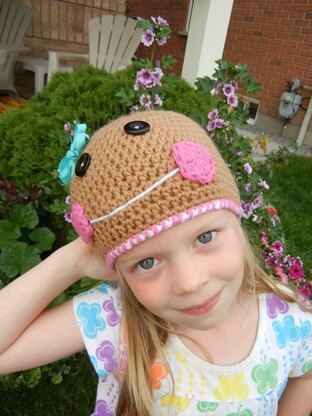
[68,111,242,267]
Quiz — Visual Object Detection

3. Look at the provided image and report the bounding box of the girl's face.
[116,210,245,332]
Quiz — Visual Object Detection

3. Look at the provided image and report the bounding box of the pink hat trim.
[105,199,242,269]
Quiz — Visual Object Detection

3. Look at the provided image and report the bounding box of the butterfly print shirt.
[73,283,312,416]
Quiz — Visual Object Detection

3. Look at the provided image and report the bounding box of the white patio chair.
[48,14,143,81]
[0,0,32,94]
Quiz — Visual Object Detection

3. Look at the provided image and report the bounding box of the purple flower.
[154,94,163,106]
[231,81,239,90]
[208,109,218,120]
[141,29,155,47]
[242,201,253,219]
[223,83,235,97]
[245,183,253,192]
[227,94,238,107]
[215,82,223,95]
[215,118,224,128]
[207,120,216,131]
[64,122,71,131]
[259,178,270,190]
[157,16,169,26]
[134,69,153,90]
[130,104,139,113]
[244,162,253,174]
[157,37,167,46]
[153,67,163,82]
[251,193,263,209]
[64,211,72,223]
[65,195,71,204]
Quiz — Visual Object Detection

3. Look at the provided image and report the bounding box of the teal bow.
[58,123,89,185]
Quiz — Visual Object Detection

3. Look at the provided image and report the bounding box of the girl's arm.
[277,370,312,416]
[0,238,116,374]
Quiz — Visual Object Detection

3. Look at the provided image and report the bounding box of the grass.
[0,353,97,415]
[258,153,312,275]
[0,155,311,415]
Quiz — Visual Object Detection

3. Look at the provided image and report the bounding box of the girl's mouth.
[180,291,221,316]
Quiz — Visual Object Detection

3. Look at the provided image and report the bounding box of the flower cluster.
[140,16,170,47]
[203,62,310,297]
[207,109,225,132]
[134,68,163,90]
[215,81,239,107]
[130,16,171,112]
[261,231,311,297]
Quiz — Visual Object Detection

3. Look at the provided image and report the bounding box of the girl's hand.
[73,238,118,281]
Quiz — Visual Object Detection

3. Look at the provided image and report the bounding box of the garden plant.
[0,15,310,416]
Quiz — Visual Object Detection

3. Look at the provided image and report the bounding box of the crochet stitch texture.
[70,111,241,260]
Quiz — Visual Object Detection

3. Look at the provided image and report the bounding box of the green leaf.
[115,88,136,107]
[195,76,216,94]
[0,220,21,249]
[8,203,39,229]
[0,242,41,279]
[161,54,177,70]
[29,227,56,253]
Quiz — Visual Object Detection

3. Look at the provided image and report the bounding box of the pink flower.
[172,141,215,184]
[260,232,270,249]
[272,240,284,254]
[70,203,93,244]
[245,183,252,192]
[274,265,289,284]
[289,263,304,281]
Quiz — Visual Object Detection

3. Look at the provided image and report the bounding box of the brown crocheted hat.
[69,111,241,267]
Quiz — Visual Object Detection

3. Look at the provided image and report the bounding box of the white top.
[73,283,312,416]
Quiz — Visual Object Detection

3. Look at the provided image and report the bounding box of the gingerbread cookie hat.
[60,111,242,268]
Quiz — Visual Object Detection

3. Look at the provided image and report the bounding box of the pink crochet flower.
[70,203,93,244]
[172,141,215,184]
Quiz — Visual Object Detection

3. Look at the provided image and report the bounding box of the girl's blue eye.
[138,258,155,270]
[197,231,216,245]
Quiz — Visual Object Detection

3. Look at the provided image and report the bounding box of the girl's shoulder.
[72,282,122,344]
[73,281,121,304]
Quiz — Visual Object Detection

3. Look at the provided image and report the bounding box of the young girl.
[0,111,311,416]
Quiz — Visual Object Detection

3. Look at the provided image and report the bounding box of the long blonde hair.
[115,221,310,416]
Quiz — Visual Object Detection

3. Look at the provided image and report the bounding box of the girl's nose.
[170,254,209,296]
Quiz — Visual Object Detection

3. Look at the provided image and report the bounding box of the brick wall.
[223,0,312,129]
[125,0,190,75]
[22,0,126,59]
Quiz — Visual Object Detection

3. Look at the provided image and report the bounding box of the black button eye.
[124,120,150,135]
[75,153,91,177]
